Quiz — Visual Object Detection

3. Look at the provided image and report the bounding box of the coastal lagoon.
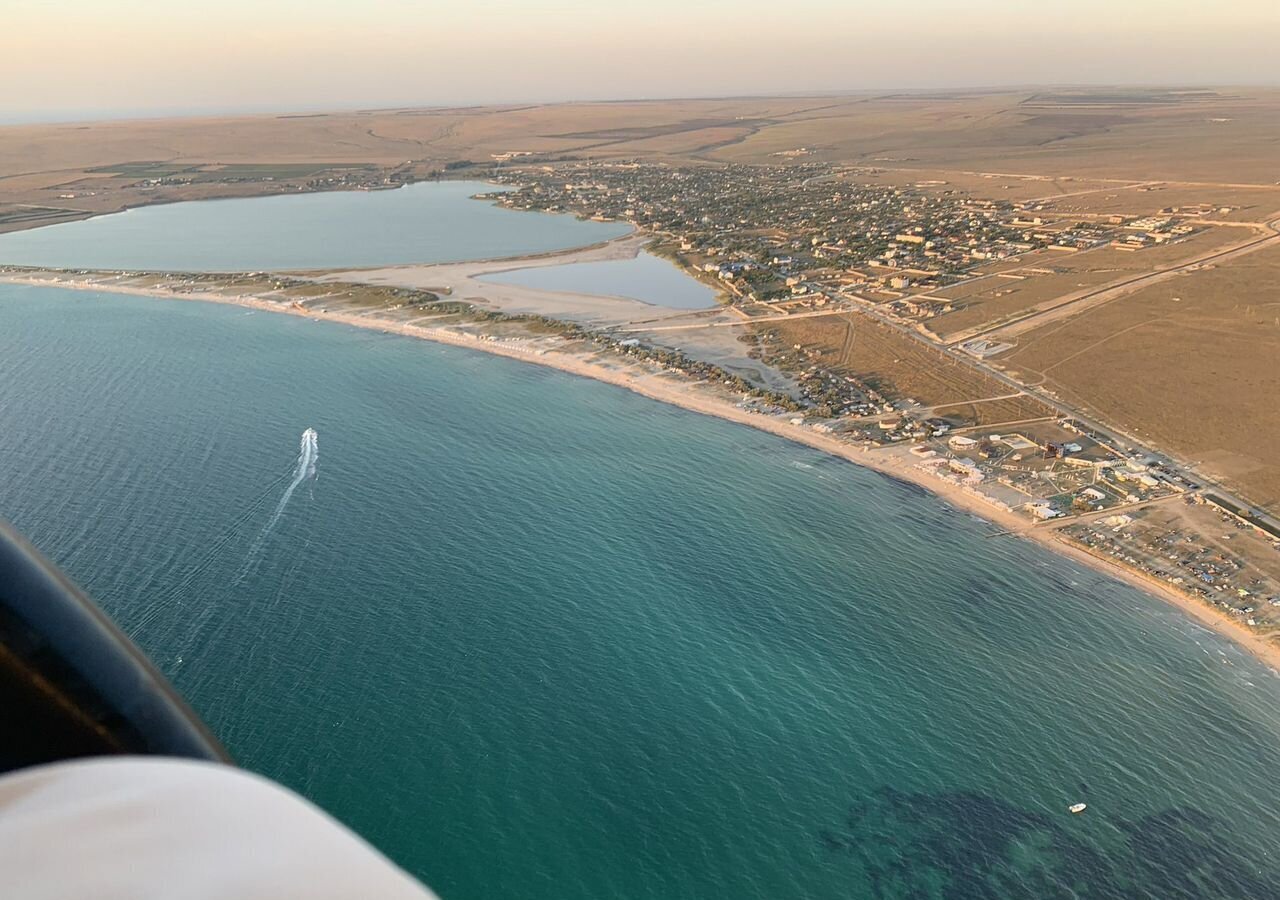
[3,282,1280,899]
[480,251,718,310]
[0,181,630,272]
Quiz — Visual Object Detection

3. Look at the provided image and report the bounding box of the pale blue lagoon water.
[0,181,630,272]
[480,251,718,310]
[3,283,1280,899]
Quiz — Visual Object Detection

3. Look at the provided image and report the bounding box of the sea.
[1,186,1279,899]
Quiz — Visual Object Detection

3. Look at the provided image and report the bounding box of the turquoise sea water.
[3,282,1280,899]
[0,181,630,272]
[480,251,718,310]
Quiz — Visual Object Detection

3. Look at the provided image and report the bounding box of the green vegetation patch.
[86,161,375,182]
[86,161,198,177]
[188,163,373,181]
[0,206,80,225]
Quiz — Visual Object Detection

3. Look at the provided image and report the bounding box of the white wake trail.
[238,428,318,580]
[264,427,318,532]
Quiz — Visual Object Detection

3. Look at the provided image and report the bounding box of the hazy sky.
[6,0,1279,120]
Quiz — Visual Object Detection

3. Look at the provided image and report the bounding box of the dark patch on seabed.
[817,787,1280,899]
[880,472,932,502]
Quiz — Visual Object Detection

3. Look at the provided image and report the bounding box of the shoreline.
[4,271,1278,673]
[292,220,640,276]
[308,233,745,334]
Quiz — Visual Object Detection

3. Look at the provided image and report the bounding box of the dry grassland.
[927,227,1249,340]
[837,168,1128,204]
[711,90,1280,184]
[999,244,1280,509]
[764,313,1015,411]
[1041,184,1280,223]
[930,395,1056,427]
[4,89,1280,233]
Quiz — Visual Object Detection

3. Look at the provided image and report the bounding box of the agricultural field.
[83,161,371,182]
[0,205,85,230]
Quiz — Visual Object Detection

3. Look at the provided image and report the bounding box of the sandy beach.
[311,233,738,329]
[4,270,1278,673]
[310,236,793,391]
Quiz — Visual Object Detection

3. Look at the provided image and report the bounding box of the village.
[483,159,1280,632]
[484,161,1212,314]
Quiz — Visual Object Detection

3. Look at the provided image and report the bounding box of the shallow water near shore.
[3,282,1280,899]
[480,251,719,309]
[0,181,630,271]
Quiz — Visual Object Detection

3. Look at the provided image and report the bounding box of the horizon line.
[4,81,1279,128]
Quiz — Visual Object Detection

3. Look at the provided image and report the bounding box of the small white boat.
[1069,803,1088,814]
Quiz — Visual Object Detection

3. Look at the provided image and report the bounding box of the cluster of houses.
[1065,502,1280,628]
[485,162,1203,329]
[486,162,1051,306]
[897,423,1189,523]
